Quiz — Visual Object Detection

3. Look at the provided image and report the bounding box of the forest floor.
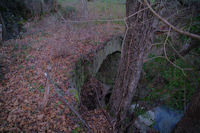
[0,14,124,132]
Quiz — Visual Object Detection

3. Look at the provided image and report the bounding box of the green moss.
[69,89,80,103]
[71,127,82,133]
[17,19,26,25]
[135,107,146,116]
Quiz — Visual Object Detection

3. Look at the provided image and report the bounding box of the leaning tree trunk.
[108,0,154,131]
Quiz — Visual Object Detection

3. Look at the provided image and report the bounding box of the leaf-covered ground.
[0,15,123,132]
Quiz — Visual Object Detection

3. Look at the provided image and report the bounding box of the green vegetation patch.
[142,56,199,110]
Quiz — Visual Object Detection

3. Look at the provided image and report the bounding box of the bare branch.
[59,7,149,24]
[94,85,113,131]
[41,79,50,109]
[44,72,93,133]
[144,0,200,41]
[163,27,186,76]
[168,40,186,61]
[143,56,165,62]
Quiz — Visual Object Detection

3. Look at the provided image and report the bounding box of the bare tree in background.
[81,0,89,19]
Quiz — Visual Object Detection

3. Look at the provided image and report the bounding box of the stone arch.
[95,51,121,86]
[89,37,122,76]
[69,35,123,97]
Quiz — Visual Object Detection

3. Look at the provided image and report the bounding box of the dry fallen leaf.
[0,13,122,132]
[38,114,44,120]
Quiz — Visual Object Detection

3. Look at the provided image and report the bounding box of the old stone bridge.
[68,35,123,98]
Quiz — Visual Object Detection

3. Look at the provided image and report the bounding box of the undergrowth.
[143,56,199,110]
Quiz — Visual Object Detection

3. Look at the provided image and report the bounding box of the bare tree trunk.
[81,0,89,19]
[109,0,112,17]
[108,0,154,131]
[0,12,7,41]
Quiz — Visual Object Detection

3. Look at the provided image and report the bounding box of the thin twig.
[144,0,200,41]
[152,42,163,46]
[163,27,186,76]
[125,7,149,21]
[44,72,93,133]
[66,18,124,23]
[143,56,165,63]
[59,7,148,24]
[41,78,50,109]
[94,85,113,131]
[168,40,185,61]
